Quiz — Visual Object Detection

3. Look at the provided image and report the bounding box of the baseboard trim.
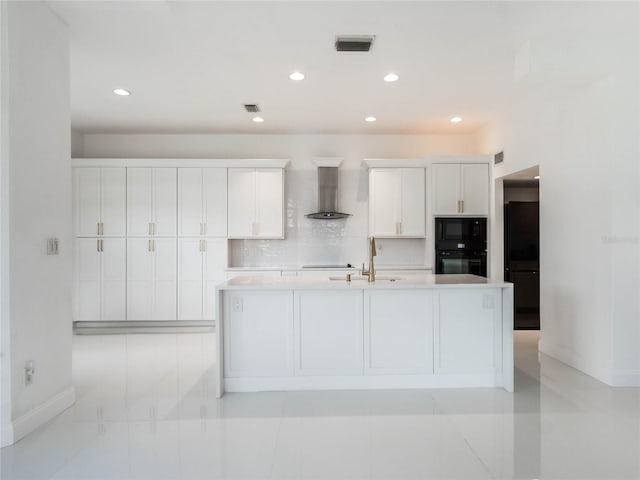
[539,340,612,385]
[10,386,75,445]
[1,422,14,448]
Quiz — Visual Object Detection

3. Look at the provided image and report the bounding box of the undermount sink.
[328,275,403,282]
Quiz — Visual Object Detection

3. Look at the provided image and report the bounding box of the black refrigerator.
[504,202,540,330]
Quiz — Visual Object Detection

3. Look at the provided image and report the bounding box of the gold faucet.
[362,236,376,283]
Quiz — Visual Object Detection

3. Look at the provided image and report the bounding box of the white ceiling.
[47,1,627,135]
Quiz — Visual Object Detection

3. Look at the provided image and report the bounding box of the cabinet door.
[127,169,153,236]
[100,238,126,321]
[460,164,489,215]
[74,168,101,236]
[203,238,228,321]
[294,290,363,375]
[152,168,177,236]
[100,168,126,236]
[434,289,500,373]
[369,169,399,237]
[364,290,433,374]
[177,239,204,320]
[152,238,177,320]
[227,168,256,238]
[224,291,294,377]
[74,238,125,321]
[74,238,102,321]
[127,238,154,320]
[399,168,425,236]
[177,169,204,237]
[203,168,227,237]
[432,164,461,215]
[255,168,284,238]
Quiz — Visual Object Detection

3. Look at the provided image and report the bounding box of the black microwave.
[435,218,487,244]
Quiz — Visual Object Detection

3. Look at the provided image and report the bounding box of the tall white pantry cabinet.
[73,162,274,324]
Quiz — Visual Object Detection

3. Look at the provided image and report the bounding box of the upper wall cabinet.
[127,168,177,236]
[227,168,284,239]
[73,167,126,236]
[178,168,227,237]
[432,163,489,216]
[369,168,425,237]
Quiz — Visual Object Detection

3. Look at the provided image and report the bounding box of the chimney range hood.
[306,159,351,220]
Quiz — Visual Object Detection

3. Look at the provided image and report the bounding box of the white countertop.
[224,265,431,272]
[218,274,511,290]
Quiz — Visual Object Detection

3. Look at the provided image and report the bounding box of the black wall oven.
[435,218,487,277]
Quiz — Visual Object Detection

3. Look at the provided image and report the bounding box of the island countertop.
[218,273,511,290]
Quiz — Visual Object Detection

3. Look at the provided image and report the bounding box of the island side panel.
[502,285,515,392]
[215,287,224,398]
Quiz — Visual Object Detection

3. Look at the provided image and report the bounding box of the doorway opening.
[501,169,540,330]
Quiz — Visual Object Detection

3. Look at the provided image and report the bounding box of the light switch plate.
[46,238,59,255]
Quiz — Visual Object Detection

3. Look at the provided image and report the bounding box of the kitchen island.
[215,274,513,397]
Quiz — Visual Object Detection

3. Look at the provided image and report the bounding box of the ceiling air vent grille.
[494,151,504,165]
[244,104,260,113]
[335,35,375,52]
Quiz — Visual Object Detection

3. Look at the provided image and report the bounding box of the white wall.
[476,2,639,386]
[1,1,74,446]
[76,133,476,269]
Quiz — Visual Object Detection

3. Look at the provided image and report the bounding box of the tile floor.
[1,331,639,479]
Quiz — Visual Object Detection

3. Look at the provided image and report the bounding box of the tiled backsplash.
[228,168,429,268]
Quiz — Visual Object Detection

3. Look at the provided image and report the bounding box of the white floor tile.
[1,331,639,480]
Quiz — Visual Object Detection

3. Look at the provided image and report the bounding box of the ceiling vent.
[335,35,375,52]
[244,104,260,113]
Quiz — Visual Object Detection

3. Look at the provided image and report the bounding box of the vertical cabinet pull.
[203,223,207,235]
[97,223,101,235]
[100,223,104,235]
[148,223,153,235]
[152,223,156,235]
[97,239,100,252]
[460,200,464,213]
[251,222,258,236]
[148,239,152,252]
[395,222,402,235]
[200,239,206,252]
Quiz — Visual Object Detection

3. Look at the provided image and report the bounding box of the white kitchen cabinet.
[74,237,126,321]
[127,168,177,237]
[177,168,227,237]
[127,238,177,321]
[369,168,425,237]
[432,163,489,215]
[227,168,284,239]
[177,238,227,321]
[73,167,126,237]
[364,290,433,374]
[294,290,363,375]
[434,288,501,373]
[223,291,294,377]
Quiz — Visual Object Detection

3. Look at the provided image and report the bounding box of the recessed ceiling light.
[113,88,131,96]
[252,116,265,123]
[289,71,305,81]
[534,175,540,179]
[450,116,462,123]
[365,116,377,122]
[383,73,399,82]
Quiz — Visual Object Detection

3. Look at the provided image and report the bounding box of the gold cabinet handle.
[97,223,101,235]
[200,239,206,252]
[148,239,152,252]
[152,239,155,252]
[461,200,464,213]
[152,223,156,235]
[97,239,100,252]
[203,222,207,235]
[148,222,153,235]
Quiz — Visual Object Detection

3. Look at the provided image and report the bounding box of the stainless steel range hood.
[305,166,351,220]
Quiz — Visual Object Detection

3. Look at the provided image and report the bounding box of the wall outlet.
[232,297,243,313]
[25,361,35,386]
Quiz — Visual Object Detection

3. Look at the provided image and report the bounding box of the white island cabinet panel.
[435,288,501,373]
[223,291,294,377]
[294,290,363,375]
[364,290,433,374]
